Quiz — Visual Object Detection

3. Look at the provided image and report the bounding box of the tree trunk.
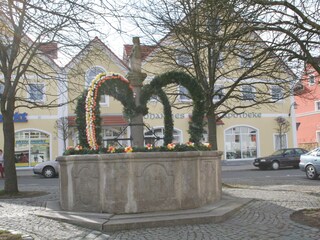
[206,107,218,150]
[3,107,18,193]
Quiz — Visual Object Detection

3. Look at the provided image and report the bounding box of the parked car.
[33,160,59,178]
[253,148,308,170]
[299,147,320,180]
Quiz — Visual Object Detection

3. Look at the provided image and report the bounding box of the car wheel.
[271,161,280,170]
[42,166,55,178]
[305,165,318,180]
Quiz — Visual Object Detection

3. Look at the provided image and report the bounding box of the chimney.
[39,42,58,59]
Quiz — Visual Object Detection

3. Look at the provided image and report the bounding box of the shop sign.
[0,112,28,122]
[144,113,187,120]
[225,112,262,119]
[16,139,48,145]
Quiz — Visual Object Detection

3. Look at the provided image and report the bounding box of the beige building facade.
[0,37,298,170]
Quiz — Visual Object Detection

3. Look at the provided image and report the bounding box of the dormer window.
[85,66,109,105]
[85,66,106,87]
[176,49,192,67]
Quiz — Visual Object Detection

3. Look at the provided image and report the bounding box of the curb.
[37,196,252,232]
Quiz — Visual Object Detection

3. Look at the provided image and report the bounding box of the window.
[102,127,129,147]
[144,127,182,147]
[100,95,109,105]
[176,49,192,67]
[274,133,288,150]
[149,95,160,103]
[85,66,109,105]
[178,85,191,102]
[0,84,4,95]
[28,84,45,102]
[85,66,106,87]
[309,75,315,86]
[317,131,320,143]
[212,84,224,102]
[315,101,320,111]
[240,51,253,68]
[242,85,255,100]
[15,130,50,167]
[225,126,257,159]
[207,17,221,33]
[271,86,283,101]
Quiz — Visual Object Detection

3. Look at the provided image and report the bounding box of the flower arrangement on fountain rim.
[107,146,116,153]
[124,146,133,153]
[63,142,213,155]
[167,143,176,150]
[146,143,153,150]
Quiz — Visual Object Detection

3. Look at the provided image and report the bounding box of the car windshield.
[306,148,320,156]
[271,149,284,156]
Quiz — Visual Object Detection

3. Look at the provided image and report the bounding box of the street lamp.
[288,102,298,116]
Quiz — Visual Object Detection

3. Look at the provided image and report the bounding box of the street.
[0,165,319,240]
[222,166,320,186]
[1,164,318,189]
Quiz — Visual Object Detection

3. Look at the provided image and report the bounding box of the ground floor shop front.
[0,110,297,170]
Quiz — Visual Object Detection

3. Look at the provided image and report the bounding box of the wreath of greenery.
[75,71,205,149]
[76,74,135,150]
[140,85,173,145]
[141,71,205,144]
[75,90,91,148]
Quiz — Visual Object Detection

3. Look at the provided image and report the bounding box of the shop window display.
[225,126,257,160]
[15,130,50,167]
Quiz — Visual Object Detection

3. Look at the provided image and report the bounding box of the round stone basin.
[57,151,222,214]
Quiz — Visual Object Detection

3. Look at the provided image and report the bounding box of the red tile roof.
[123,44,157,65]
[39,42,58,59]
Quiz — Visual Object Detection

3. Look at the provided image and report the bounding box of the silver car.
[299,148,320,180]
[33,160,59,178]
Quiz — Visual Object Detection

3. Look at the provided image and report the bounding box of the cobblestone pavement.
[0,180,319,239]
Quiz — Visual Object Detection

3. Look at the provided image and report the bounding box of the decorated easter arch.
[140,71,206,144]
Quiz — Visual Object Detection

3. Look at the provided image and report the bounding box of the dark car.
[299,147,320,180]
[253,148,308,170]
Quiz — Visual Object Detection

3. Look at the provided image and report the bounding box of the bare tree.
[274,116,290,150]
[249,0,320,75]
[123,0,296,149]
[0,0,119,193]
[54,117,73,152]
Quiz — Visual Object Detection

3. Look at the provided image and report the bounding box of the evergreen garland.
[75,76,135,149]
[75,71,204,148]
[140,85,173,145]
[146,71,205,144]
[75,90,90,148]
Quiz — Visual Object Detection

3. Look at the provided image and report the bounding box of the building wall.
[0,37,298,168]
[295,64,320,150]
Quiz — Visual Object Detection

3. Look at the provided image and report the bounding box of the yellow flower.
[186,141,194,147]
[108,146,116,153]
[167,143,176,150]
[125,146,133,153]
[75,145,83,151]
[203,143,212,149]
